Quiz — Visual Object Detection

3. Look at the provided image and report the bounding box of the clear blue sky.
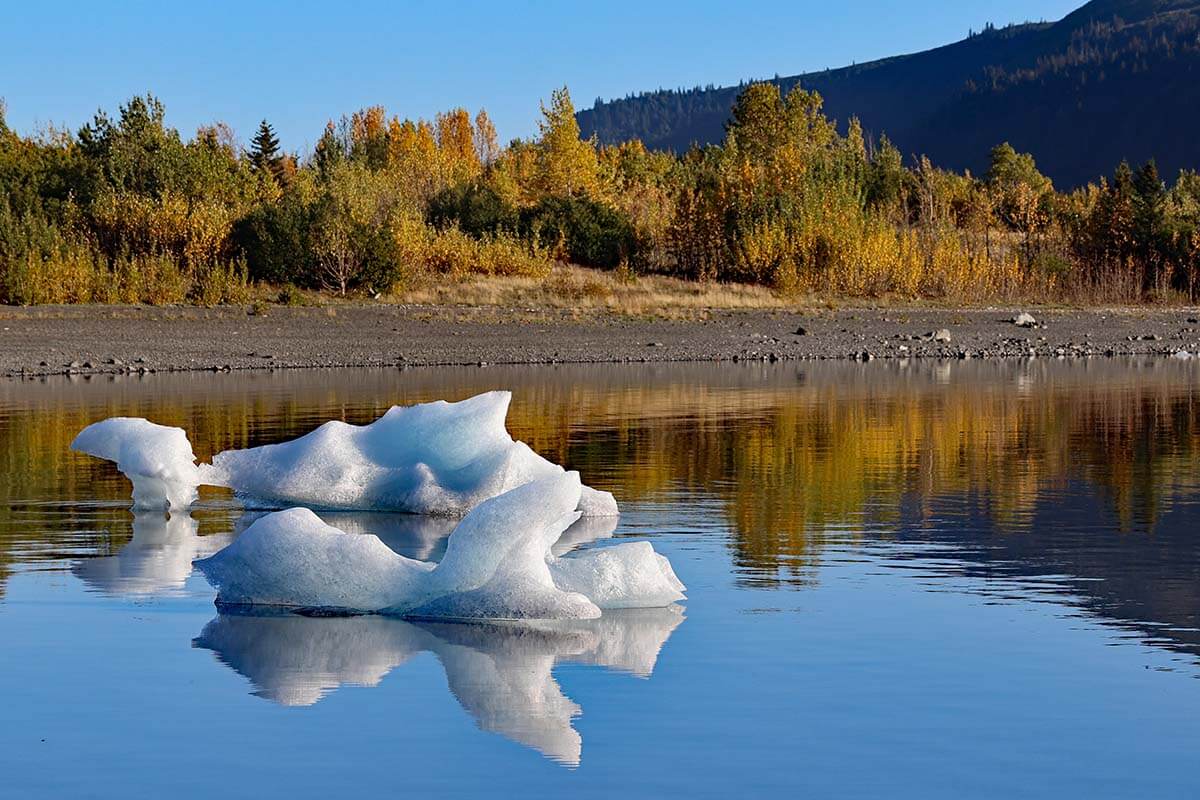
[2,0,1082,153]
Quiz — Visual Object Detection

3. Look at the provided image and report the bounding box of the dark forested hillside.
[577,0,1200,187]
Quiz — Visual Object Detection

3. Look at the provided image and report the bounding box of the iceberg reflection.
[192,606,683,765]
[73,512,230,596]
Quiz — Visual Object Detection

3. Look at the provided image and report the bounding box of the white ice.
[73,391,618,517]
[193,606,684,764]
[70,418,201,511]
[195,472,684,619]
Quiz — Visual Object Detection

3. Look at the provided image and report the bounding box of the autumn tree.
[474,109,500,167]
[435,108,481,184]
[987,142,1052,262]
[350,106,388,170]
[726,82,786,163]
[865,135,908,220]
[387,117,441,201]
[535,86,599,198]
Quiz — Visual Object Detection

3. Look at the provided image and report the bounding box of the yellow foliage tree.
[473,109,500,167]
[535,86,599,198]
[435,108,481,185]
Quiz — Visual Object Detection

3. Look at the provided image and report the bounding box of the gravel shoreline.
[2,304,1199,378]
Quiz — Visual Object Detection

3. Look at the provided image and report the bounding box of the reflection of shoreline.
[192,607,684,766]
[12,359,1200,682]
[72,512,229,596]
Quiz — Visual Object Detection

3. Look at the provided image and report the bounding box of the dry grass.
[389,264,803,316]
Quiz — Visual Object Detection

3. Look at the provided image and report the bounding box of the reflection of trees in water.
[192,607,684,766]
[548,374,1200,587]
[1,362,1198,594]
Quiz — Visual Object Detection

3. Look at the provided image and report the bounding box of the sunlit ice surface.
[1,359,1198,797]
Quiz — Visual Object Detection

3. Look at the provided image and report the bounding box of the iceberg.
[70,418,201,511]
[72,391,618,517]
[192,606,684,764]
[195,472,683,619]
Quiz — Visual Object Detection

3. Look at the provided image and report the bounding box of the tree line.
[1,82,1198,305]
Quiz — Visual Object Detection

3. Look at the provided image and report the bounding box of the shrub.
[232,196,315,286]
[391,218,552,280]
[520,196,637,269]
[427,182,518,237]
[192,259,252,306]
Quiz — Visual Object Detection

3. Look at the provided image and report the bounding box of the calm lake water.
[1,360,1198,798]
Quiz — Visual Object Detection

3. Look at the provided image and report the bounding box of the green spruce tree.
[249,119,283,182]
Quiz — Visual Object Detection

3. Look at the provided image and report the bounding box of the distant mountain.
[577,0,1200,187]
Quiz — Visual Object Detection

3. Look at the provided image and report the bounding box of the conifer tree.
[249,119,284,182]
[313,121,344,180]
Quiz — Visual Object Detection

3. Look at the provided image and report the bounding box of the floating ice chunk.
[75,392,618,518]
[71,418,200,510]
[195,472,683,619]
[200,391,618,517]
[196,507,434,612]
[72,512,230,596]
[549,541,687,610]
[193,606,684,764]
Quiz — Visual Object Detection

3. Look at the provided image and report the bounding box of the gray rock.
[1013,312,1037,328]
[932,329,952,343]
